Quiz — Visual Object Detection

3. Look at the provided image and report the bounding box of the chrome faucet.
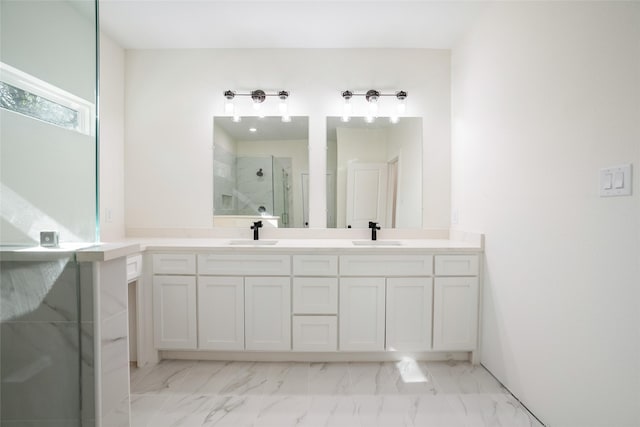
[368,221,381,241]
[251,220,263,240]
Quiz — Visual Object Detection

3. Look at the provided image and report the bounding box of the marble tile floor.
[130,359,543,427]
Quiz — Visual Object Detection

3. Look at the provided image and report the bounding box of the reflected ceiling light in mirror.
[341,89,408,124]
[223,89,290,122]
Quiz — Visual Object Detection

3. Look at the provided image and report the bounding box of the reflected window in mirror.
[326,117,422,229]
[213,116,309,228]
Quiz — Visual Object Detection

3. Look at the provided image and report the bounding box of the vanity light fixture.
[341,89,408,124]
[223,89,291,122]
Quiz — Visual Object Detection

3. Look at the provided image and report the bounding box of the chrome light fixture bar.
[224,89,291,122]
[341,89,408,124]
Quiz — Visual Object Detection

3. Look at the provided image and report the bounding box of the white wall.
[451,3,640,426]
[124,49,451,230]
[99,33,126,241]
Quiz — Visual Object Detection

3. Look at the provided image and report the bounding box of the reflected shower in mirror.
[326,117,422,229]
[213,116,308,228]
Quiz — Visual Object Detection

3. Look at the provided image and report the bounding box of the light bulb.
[278,90,289,116]
[396,91,407,116]
[364,115,374,124]
[389,115,399,124]
[224,90,235,115]
[342,100,352,122]
[225,99,234,115]
[341,90,353,123]
[397,100,406,115]
[368,96,378,118]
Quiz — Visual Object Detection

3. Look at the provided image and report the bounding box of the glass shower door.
[0,0,99,425]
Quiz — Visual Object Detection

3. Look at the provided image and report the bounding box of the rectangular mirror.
[213,116,308,228]
[327,117,422,229]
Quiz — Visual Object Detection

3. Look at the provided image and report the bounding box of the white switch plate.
[600,164,632,197]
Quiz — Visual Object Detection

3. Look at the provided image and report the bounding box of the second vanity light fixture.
[341,89,407,124]
[224,89,291,123]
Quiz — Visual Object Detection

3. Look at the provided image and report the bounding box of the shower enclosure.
[1,0,99,425]
[218,155,293,227]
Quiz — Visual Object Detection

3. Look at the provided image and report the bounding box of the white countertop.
[0,243,140,262]
[127,238,482,253]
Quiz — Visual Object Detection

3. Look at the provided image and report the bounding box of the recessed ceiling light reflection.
[249,127,257,132]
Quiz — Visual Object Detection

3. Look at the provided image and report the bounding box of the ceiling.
[99,1,489,49]
[215,116,309,141]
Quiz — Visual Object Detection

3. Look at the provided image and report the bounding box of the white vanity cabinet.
[433,255,479,351]
[152,254,197,350]
[148,248,482,360]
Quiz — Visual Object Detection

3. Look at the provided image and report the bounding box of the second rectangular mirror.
[327,117,423,229]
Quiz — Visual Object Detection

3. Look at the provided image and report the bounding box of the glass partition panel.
[0,0,98,245]
[0,1,98,426]
[213,116,309,228]
[326,117,423,229]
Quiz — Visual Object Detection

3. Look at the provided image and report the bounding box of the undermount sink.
[229,240,278,246]
[352,240,403,246]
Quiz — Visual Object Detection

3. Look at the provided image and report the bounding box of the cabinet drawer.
[198,254,290,276]
[340,255,433,276]
[292,316,337,352]
[152,253,196,275]
[293,255,338,276]
[435,255,479,276]
[126,254,143,282]
[293,278,338,314]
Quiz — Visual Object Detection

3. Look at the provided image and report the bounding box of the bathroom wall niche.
[326,117,423,229]
[213,116,308,228]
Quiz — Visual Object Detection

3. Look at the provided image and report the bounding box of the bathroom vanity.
[129,235,483,365]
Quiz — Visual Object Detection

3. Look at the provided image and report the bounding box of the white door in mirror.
[346,163,388,228]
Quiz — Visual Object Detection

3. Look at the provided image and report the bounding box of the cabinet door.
[198,276,244,350]
[433,277,479,351]
[153,275,197,349]
[386,278,432,352]
[245,277,291,351]
[339,278,385,351]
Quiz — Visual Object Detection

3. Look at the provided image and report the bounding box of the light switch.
[600,164,632,197]
[614,171,624,189]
